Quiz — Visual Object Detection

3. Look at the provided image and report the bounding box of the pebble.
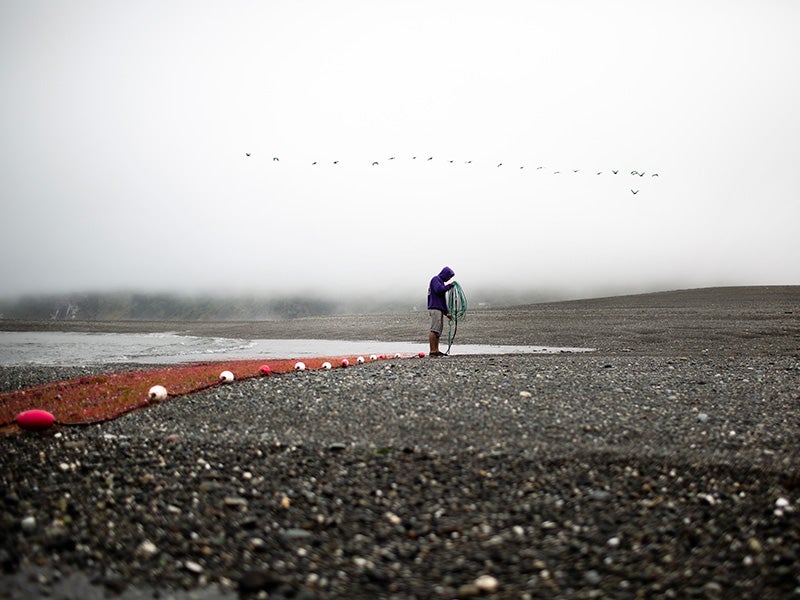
[136,540,158,559]
[20,516,36,534]
[474,574,498,592]
[184,560,204,574]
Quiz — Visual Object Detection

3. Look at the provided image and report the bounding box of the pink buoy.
[418,352,426,358]
[259,365,271,376]
[17,409,56,431]
[341,359,349,367]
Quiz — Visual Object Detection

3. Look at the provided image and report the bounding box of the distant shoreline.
[1,286,797,357]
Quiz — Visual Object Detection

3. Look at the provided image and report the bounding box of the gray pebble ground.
[1,287,799,599]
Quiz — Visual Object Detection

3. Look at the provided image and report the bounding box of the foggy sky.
[2,1,799,302]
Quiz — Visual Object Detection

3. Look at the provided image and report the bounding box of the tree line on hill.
[0,292,344,321]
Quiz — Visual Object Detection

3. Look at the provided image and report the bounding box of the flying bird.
[537,166,544,170]
[651,173,659,177]
[465,160,472,164]
[553,171,561,174]
[372,161,379,166]
[427,157,433,161]
[389,157,395,160]
[597,172,602,175]
[612,170,619,174]
[497,163,503,167]
[312,161,317,165]
[631,189,639,195]
[573,169,579,173]
[273,157,279,162]
[333,160,339,164]
[245,153,251,157]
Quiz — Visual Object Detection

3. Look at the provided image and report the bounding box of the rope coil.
[445,281,467,355]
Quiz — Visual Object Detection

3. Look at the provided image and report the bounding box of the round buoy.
[341,359,349,367]
[322,361,332,370]
[370,354,378,361]
[394,353,402,358]
[380,354,387,360]
[418,352,426,358]
[294,362,306,371]
[148,385,168,402]
[17,409,55,431]
[357,356,365,364]
[219,371,235,383]
[259,365,271,376]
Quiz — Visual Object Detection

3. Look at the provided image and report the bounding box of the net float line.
[0,352,421,433]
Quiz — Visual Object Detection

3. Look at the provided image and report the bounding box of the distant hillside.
[0,292,342,321]
[517,286,800,311]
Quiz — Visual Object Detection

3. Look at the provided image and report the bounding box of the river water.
[0,331,593,366]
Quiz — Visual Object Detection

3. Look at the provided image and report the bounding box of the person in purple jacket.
[427,266,456,356]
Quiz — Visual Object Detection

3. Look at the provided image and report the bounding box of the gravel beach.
[1,287,799,599]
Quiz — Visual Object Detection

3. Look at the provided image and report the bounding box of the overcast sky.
[2,1,798,302]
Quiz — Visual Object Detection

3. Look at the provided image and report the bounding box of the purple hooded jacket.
[427,266,455,313]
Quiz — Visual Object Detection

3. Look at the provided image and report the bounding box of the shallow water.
[0,331,593,366]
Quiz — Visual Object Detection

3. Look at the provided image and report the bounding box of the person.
[427,266,456,356]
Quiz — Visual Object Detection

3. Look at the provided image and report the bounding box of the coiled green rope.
[445,281,467,355]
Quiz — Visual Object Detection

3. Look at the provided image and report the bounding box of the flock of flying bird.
[245,153,659,194]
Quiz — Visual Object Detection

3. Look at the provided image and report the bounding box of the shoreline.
[1,287,798,598]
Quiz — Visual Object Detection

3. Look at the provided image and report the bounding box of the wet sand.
[1,286,798,598]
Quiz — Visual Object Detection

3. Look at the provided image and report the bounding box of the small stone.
[697,412,709,423]
[281,528,312,541]
[607,536,621,547]
[224,496,248,509]
[703,581,722,596]
[136,540,158,559]
[21,516,36,534]
[475,574,498,593]
[457,583,480,598]
[184,560,204,574]
[747,538,762,553]
[239,569,281,594]
[584,570,602,585]
[519,391,532,398]
[589,489,611,501]
[385,512,402,526]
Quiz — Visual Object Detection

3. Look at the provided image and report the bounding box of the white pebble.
[184,560,204,574]
[219,371,234,383]
[21,516,36,533]
[385,511,402,525]
[137,540,158,558]
[697,412,709,423]
[475,574,498,593]
[775,497,790,508]
[607,536,620,547]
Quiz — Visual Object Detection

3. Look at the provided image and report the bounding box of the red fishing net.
[1,353,415,433]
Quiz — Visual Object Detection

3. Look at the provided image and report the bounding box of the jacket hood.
[438,266,455,281]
